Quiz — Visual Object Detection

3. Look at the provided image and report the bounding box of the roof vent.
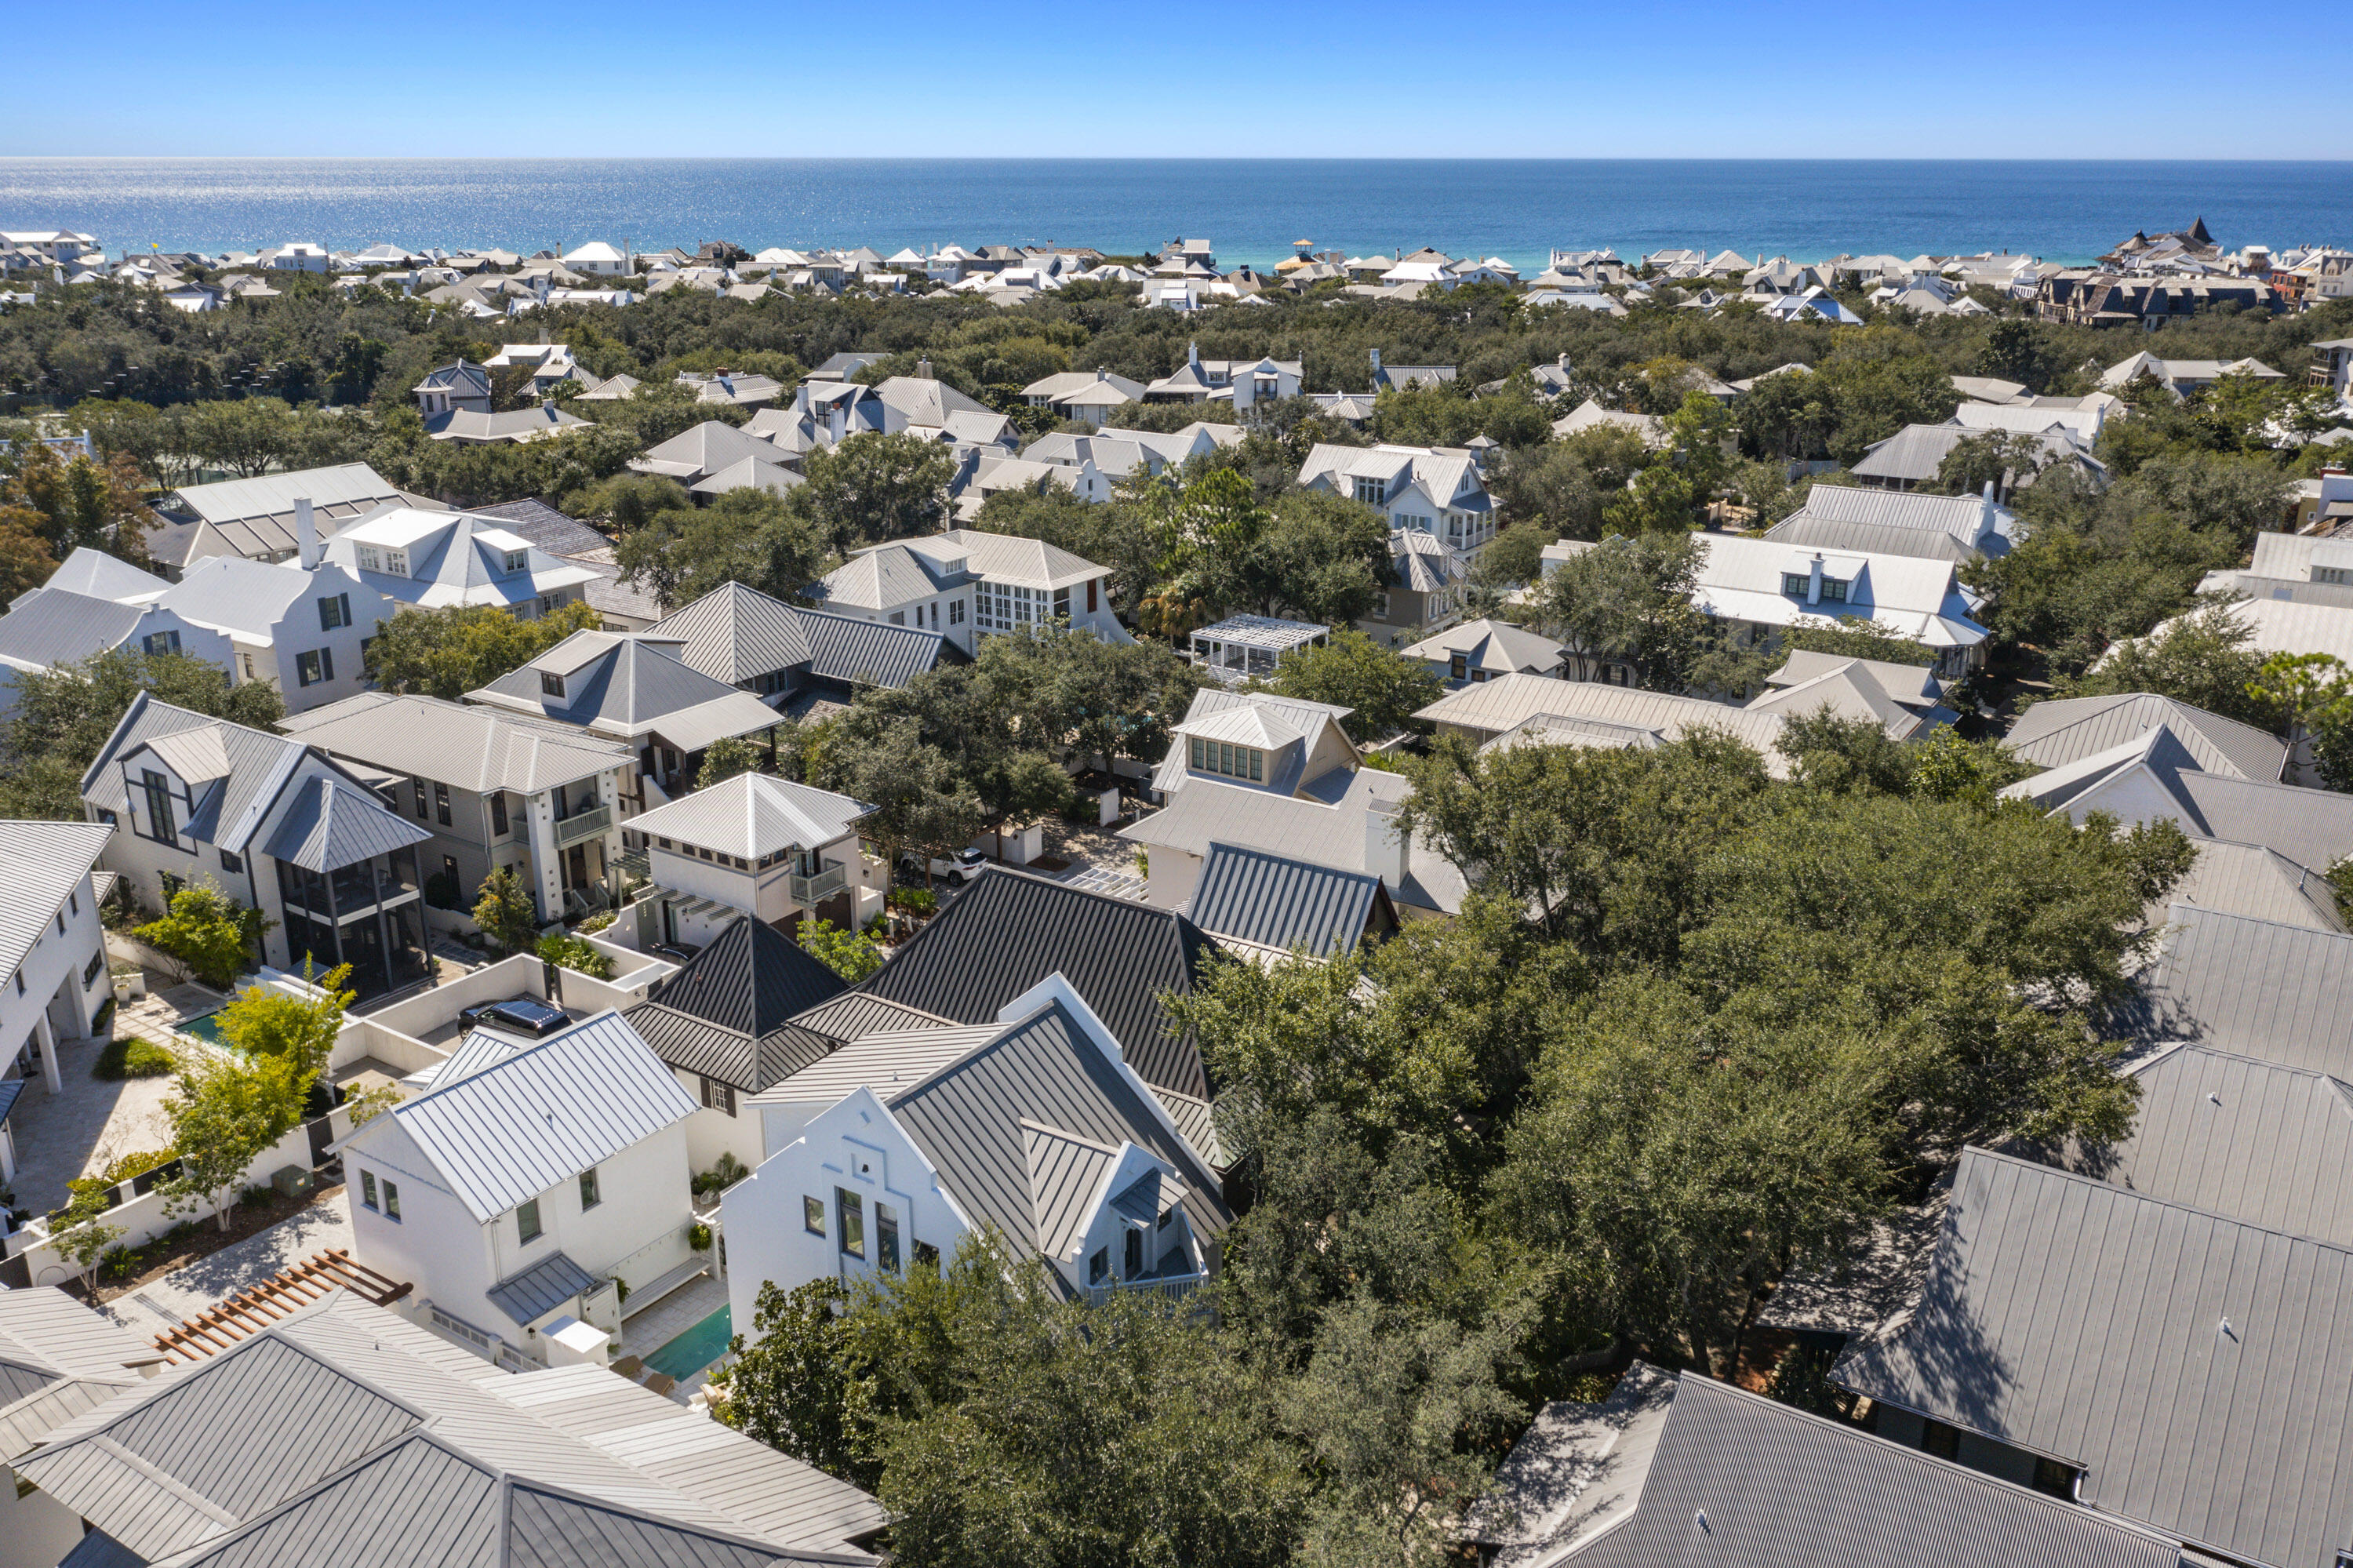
[1694,1509,1709,1532]
[2220,1316,2238,1340]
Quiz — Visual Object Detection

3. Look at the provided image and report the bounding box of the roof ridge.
[1960,1144,2353,1256]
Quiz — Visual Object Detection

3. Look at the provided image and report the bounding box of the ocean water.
[2,158,2349,272]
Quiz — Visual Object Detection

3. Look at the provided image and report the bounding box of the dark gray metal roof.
[885,999,1231,1279]
[471,498,609,557]
[1834,1148,2353,1568]
[1573,1370,2183,1568]
[786,991,954,1043]
[470,631,773,738]
[2129,903,2353,1076]
[56,1530,142,1568]
[856,868,1214,1099]
[1187,842,1390,956]
[800,608,959,689]
[260,773,435,873]
[486,1251,601,1327]
[624,916,849,1093]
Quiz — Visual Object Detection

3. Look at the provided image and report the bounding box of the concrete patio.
[100,1188,356,1341]
[6,1030,180,1217]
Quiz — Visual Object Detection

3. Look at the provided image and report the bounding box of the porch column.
[32,1013,60,1096]
[527,791,564,925]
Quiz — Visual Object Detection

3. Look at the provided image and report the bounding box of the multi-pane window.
[434,783,452,827]
[413,778,430,819]
[1187,739,1264,782]
[541,672,566,697]
[357,546,384,573]
[504,549,529,573]
[144,630,180,656]
[877,1202,901,1272]
[318,593,351,631]
[836,1188,864,1258]
[804,1195,827,1235]
[1819,577,1849,603]
[140,769,176,843]
[361,1171,379,1210]
[948,599,965,625]
[1781,573,1812,596]
[383,1179,401,1220]
[700,1075,736,1116]
[579,1167,600,1210]
[1352,476,1387,505]
[296,648,333,686]
[517,1198,542,1246]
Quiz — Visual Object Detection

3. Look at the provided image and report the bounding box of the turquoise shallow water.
[3,158,2349,271]
[644,1304,733,1380]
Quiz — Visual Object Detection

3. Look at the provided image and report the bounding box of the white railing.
[1087,1274,1204,1308]
[789,860,846,905]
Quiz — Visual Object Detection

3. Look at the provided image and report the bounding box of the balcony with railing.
[554,805,613,848]
[789,858,846,906]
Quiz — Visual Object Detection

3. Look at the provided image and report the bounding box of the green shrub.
[579,909,616,934]
[886,886,937,917]
[537,933,617,980]
[93,1037,176,1080]
[689,1221,714,1253]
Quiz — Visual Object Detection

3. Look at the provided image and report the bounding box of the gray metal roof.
[0,820,111,986]
[883,998,1231,1279]
[801,609,958,689]
[2161,835,2341,933]
[855,868,1215,1099]
[630,773,872,861]
[1834,1147,2353,1568]
[785,991,953,1044]
[358,1011,700,1222]
[155,463,404,558]
[19,1293,881,1567]
[0,588,146,667]
[2129,903,2353,1075]
[485,1251,600,1327]
[82,694,307,855]
[623,916,849,1093]
[1187,842,1388,956]
[2042,1044,2353,1247]
[469,631,780,742]
[260,774,435,873]
[486,1362,889,1552]
[747,1024,1003,1109]
[1023,1121,1121,1260]
[2011,726,2353,871]
[1121,767,1470,916]
[469,499,609,557]
[809,542,973,612]
[1398,617,1565,677]
[2006,693,2286,782]
[30,546,170,606]
[1569,1368,2183,1568]
[277,692,627,795]
[647,582,813,684]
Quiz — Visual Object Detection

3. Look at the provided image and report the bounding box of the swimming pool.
[176,1013,229,1046]
[643,1304,733,1380]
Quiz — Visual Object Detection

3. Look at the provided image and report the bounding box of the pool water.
[177,1013,229,1046]
[643,1304,733,1380]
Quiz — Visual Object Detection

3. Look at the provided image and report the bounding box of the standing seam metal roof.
[1833,1147,2353,1568]
[0,820,113,984]
[365,1012,699,1222]
[1571,1370,2183,1568]
[853,868,1214,1099]
[1187,842,1386,956]
[622,916,849,1093]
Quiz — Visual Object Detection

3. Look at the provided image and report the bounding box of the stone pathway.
[112,982,230,1050]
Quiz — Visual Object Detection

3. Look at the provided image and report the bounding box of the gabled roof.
[809,541,973,612]
[0,588,149,670]
[642,583,958,692]
[2007,724,2353,870]
[276,692,627,795]
[354,1011,698,1223]
[154,464,406,561]
[1766,648,1944,708]
[1834,1147,2353,1568]
[853,868,1216,1099]
[2162,835,2341,932]
[1415,671,1790,765]
[931,529,1107,589]
[2129,902,2353,1076]
[1398,617,1565,677]
[2006,693,2285,781]
[1187,842,1391,957]
[31,547,169,605]
[1743,659,1927,740]
[16,1291,879,1566]
[0,1287,156,1461]
[627,773,873,861]
[1537,1365,2181,1568]
[627,420,783,485]
[624,916,849,1093]
[880,995,1230,1279]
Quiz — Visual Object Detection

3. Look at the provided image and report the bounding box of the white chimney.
[1807,554,1824,605]
[1187,340,1202,369]
[1980,479,1998,535]
[1364,797,1409,888]
[294,497,318,571]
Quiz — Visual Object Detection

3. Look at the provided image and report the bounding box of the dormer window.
[1781,573,1811,597]
[1189,738,1264,783]
[540,672,566,698]
[1820,577,1849,603]
[2316,566,2353,586]
[357,546,383,574]
[504,549,529,574]
[1352,477,1388,506]
[384,551,408,577]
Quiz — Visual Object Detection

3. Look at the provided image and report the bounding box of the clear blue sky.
[5,2,2341,159]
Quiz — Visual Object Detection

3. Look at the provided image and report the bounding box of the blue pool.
[643,1304,733,1380]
